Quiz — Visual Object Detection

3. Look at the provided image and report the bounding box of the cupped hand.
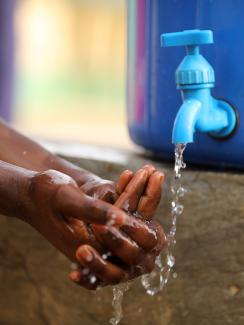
[69,165,166,289]
[24,169,129,261]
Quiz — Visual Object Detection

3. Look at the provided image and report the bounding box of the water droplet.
[102,252,112,260]
[107,213,116,227]
[121,200,130,212]
[82,268,90,275]
[167,254,175,268]
[177,186,186,197]
[70,262,79,270]
[172,204,184,215]
[172,272,178,279]
[89,275,97,284]
[181,162,186,169]
[107,219,116,227]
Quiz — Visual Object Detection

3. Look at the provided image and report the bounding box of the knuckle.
[144,255,156,273]
[105,268,127,284]
[30,170,76,194]
[133,253,155,275]
[149,220,165,247]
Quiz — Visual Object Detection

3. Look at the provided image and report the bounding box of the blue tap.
[161,30,237,144]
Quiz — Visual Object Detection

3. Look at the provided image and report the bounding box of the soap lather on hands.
[69,165,166,289]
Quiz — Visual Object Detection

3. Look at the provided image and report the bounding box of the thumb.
[56,185,128,226]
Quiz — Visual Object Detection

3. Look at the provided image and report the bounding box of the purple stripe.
[135,0,146,122]
[0,0,15,121]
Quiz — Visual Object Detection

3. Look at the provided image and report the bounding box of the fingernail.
[93,225,108,234]
[143,165,156,173]
[159,173,165,181]
[78,247,93,263]
[108,211,127,227]
[155,171,165,181]
[69,271,81,282]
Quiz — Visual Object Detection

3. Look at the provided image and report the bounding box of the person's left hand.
[79,176,118,203]
[69,165,166,289]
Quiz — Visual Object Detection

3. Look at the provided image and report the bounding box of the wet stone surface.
[1,144,244,325]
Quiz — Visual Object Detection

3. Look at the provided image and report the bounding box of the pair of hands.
[23,165,165,289]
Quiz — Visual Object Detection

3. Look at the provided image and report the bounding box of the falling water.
[167,143,187,278]
[107,143,187,323]
[109,282,131,325]
[141,143,187,295]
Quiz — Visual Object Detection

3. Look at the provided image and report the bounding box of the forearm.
[0,119,99,186]
[0,160,35,219]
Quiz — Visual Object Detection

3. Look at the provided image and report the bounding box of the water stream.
[141,143,187,294]
[109,282,131,325]
[109,143,187,323]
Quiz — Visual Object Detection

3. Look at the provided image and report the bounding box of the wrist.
[46,155,101,187]
[0,161,36,221]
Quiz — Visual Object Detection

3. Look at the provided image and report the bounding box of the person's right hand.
[22,169,130,261]
[69,165,166,289]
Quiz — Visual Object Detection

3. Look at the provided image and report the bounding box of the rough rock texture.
[0,143,244,325]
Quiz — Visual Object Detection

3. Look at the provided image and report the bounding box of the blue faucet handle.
[160,29,215,87]
[161,29,213,48]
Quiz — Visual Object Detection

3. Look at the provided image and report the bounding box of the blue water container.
[127,0,244,168]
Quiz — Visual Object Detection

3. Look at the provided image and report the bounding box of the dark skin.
[0,119,165,289]
[70,166,165,289]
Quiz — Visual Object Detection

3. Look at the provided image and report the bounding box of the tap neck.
[181,87,213,103]
[186,45,199,55]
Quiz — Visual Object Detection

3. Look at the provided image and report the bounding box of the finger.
[115,165,154,197]
[121,217,161,251]
[92,217,159,251]
[142,164,156,177]
[131,253,156,276]
[116,170,133,195]
[147,220,167,255]
[76,245,127,285]
[92,224,165,276]
[115,168,149,213]
[68,218,104,253]
[69,269,101,290]
[137,171,165,220]
[92,225,143,265]
[56,186,129,226]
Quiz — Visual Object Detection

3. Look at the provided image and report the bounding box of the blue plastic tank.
[127,0,244,168]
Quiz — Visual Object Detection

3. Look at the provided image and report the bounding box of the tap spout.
[172,99,201,144]
[172,88,237,144]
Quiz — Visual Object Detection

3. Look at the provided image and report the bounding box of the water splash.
[141,143,187,295]
[109,282,131,325]
[141,254,165,295]
[107,144,187,322]
[167,143,187,274]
